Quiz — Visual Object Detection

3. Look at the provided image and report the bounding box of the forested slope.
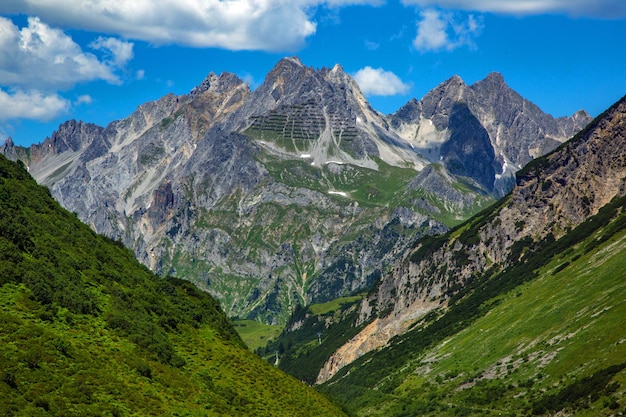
[0,155,346,416]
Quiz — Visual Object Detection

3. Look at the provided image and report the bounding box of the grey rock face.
[390,72,593,197]
[440,103,499,192]
[0,57,592,324]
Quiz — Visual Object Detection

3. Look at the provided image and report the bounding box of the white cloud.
[413,8,482,52]
[0,88,70,121]
[0,16,133,121]
[136,69,145,80]
[0,0,320,51]
[400,0,626,18]
[75,95,93,105]
[353,67,411,96]
[89,36,134,67]
[0,16,127,90]
[414,9,448,51]
[239,72,259,89]
[0,1,389,52]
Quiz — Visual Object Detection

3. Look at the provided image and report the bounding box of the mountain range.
[1,56,591,324]
[269,94,626,416]
[1,55,625,417]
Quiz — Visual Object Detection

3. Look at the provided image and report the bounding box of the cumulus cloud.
[0,16,133,121]
[0,16,130,90]
[89,36,134,67]
[0,88,70,121]
[0,0,382,52]
[400,0,626,18]
[413,8,482,52]
[353,67,411,96]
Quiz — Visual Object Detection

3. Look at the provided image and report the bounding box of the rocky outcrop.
[317,94,626,383]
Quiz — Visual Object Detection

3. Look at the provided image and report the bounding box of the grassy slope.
[232,319,282,351]
[320,195,626,416]
[0,155,346,416]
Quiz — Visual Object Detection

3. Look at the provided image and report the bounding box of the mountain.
[0,154,346,416]
[389,72,592,196]
[1,57,591,325]
[298,95,626,414]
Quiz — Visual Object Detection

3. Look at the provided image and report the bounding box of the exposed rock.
[390,72,593,197]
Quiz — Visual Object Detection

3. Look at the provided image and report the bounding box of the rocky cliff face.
[317,94,626,383]
[1,57,591,324]
[390,72,591,196]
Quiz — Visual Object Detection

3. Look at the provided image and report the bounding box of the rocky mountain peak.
[47,120,106,154]
[331,63,344,73]
[435,74,467,95]
[266,56,307,79]
[0,137,20,162]
[1,56,596,330]
[478,71,506,88]
[190,71,246,96]
[388,98,422,129]
[420,75,470,129]
[1,136,14,152]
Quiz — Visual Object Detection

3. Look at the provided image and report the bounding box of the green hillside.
[0,155,346,416]
[319,193,626,416]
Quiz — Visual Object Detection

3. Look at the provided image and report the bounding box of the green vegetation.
[232,319,282,351]
[0,155,346,416]
[319,193,626,416]
[308,295,363,316]
[259,154,417,208]
[258,298,368,384]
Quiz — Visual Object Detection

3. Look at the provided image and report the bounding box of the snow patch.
[328,190,348,198]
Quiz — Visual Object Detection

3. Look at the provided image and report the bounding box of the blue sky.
[1,0,625,147]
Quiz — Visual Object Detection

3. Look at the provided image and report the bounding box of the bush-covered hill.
[0,155,346,416]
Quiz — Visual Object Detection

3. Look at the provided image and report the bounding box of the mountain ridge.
[1,57,592,324]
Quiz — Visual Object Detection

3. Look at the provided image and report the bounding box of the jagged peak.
[262,56,310,87]
[449,74,465,84]
[190,71,246,96]
[270,56,305,73]
[283,56,303,66]
[484,71,505,84]
[331,63,344,74]
[471,71,508,91]
[390,98,422,123]
[430,74,467,94]
[572,109,591,119]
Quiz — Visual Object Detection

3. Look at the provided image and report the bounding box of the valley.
[1,56,624,417]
